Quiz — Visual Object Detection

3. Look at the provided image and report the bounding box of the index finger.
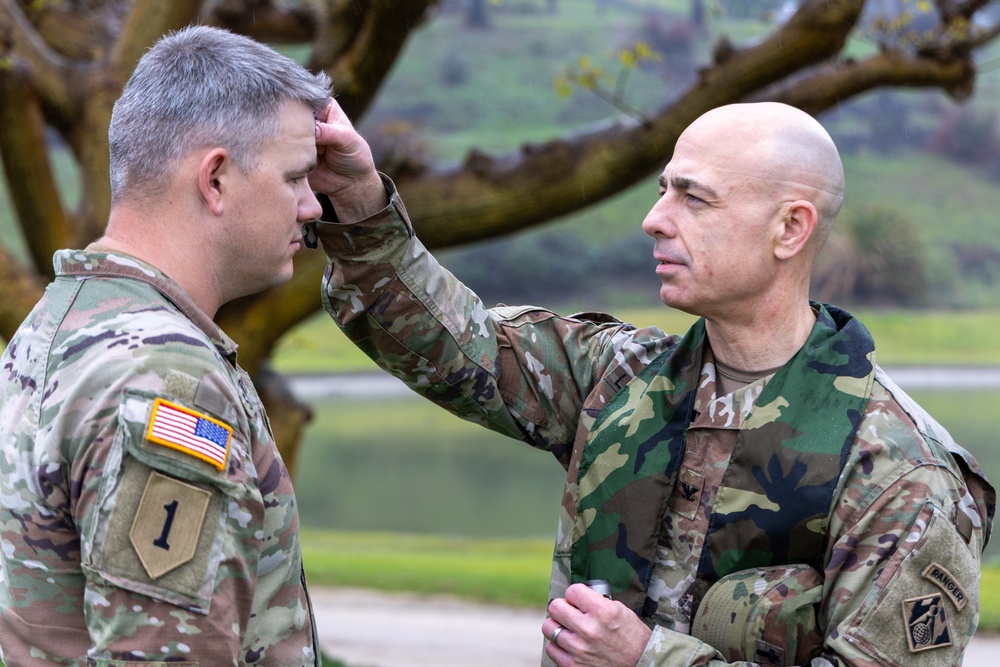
[564,582,612,612]
[317,98,353,127]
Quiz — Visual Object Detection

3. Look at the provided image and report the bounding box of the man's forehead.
[271,106,318,153]
[661,150,834,195]
[660,151,729,190]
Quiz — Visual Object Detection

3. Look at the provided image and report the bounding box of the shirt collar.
[53,249,239,360]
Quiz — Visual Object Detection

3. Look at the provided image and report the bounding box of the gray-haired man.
[1,25,341,665]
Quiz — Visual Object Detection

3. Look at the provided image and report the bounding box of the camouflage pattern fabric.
[317,181,994,666]
[0,250,318,666]
[690,564,824,665]
[572,305,874,616]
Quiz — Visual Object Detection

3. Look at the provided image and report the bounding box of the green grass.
[981,566,1000,632]
[300,530,553,608]
[271,308,1000,374]
[855,309,1000,365]
[300,530,1000,633]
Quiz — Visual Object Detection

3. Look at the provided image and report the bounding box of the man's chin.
[659,290,699,317]
[230,268,295,301]
[659,288,681,309]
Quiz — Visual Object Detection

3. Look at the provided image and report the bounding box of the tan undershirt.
[713,357,782,397]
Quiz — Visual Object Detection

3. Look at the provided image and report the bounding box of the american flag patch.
[146,398,232,471]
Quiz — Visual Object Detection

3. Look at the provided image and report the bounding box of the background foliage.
[357,2,1000,311]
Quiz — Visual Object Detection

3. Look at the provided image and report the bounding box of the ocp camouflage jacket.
[0,250,318,666]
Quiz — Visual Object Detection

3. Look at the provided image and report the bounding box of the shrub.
[812,206,929,306]
[926,105,1000,168]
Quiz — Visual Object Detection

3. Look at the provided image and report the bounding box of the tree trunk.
[254,363,314,477]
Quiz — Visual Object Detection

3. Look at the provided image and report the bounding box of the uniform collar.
[53,248,239,360]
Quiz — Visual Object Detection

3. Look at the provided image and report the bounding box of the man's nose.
[300,189,323,222]
[641,200,675,238]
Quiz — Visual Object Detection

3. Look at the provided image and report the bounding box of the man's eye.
[685,193,705,206]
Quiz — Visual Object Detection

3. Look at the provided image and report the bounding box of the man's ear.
[197,148,231,216]
[773,200,817,260]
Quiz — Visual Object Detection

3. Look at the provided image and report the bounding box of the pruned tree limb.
[112,0,202,79]
[970,21,1000,49]
[215,251,330,374]
[387,0,867,248]
[755,51,976,114]
[205,0,320,42]
[0,0,77,112]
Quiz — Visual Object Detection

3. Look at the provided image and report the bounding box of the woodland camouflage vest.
[570,303,876,615]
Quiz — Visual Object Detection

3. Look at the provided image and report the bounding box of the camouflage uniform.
[317,182,994,667]
[0,250,318,666]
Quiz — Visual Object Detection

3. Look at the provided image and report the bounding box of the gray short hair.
[109,25,332,204]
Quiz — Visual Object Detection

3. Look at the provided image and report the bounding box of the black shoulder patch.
[902,594,952,653]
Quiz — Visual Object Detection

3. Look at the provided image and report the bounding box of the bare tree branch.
[755,52,976,113]
[971,21,1000,49]
[0,67,73,277]
[388,0,867,248]
[0,0,78,112]
[205,0,320,42]
[68,96,118,242]
[215,252,329,374]
[311,0,439,120]
[112,0,202,79]
[0,245,45,340]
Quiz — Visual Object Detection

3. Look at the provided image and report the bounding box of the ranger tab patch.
[922,562,969,611]
[902,594,952,653]
[146,398,232,470]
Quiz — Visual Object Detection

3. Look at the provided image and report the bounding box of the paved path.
[312,586,1000,667]
[313,587,543,667]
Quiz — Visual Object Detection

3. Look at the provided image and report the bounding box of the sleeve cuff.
[313,173,415,257]
[637,626,724,667]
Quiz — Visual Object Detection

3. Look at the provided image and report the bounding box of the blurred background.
[2,0,998,587]
[284,0,1000,559]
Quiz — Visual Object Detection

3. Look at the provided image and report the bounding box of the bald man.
[310,102,993,666]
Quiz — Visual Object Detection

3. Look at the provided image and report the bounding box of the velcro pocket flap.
[843,501,979,666]
[118,389,245,497]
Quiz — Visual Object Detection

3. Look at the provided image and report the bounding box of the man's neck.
[95,210,223,319]
[704,300,817,371]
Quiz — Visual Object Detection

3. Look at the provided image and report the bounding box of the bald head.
[678,103,844,249]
